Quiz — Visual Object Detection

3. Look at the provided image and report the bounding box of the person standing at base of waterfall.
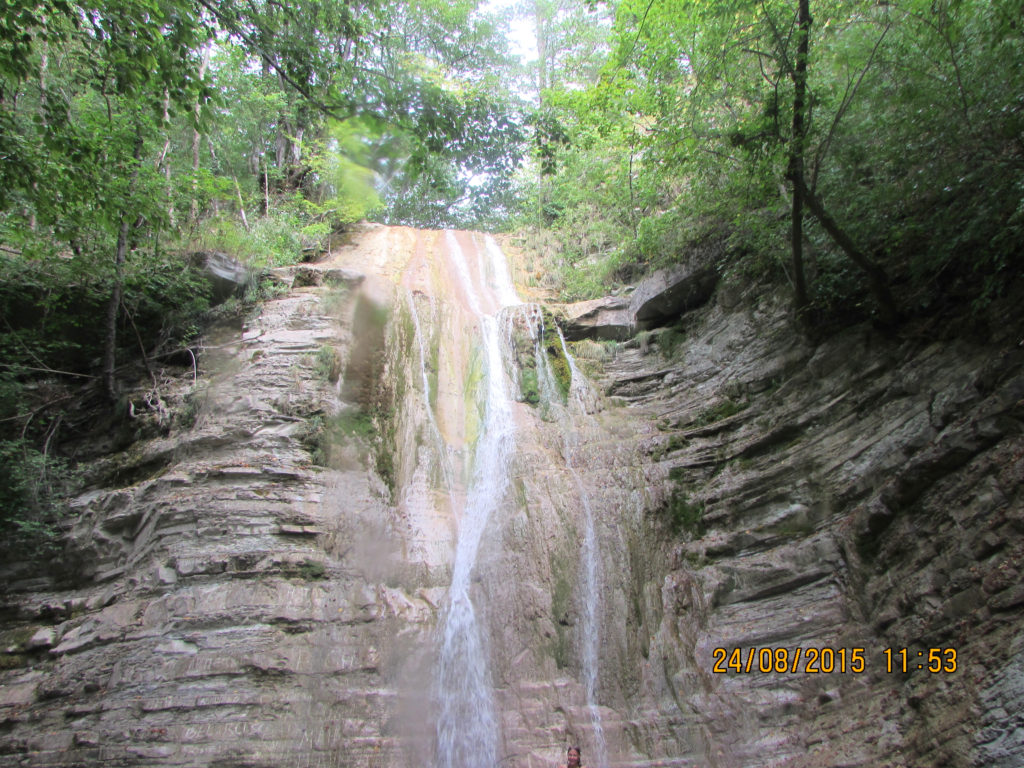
[562,746,583,768]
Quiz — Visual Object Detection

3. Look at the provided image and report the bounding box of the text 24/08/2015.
[711,647,958,674]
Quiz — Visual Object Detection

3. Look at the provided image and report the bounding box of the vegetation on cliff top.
[520,0,1023,329]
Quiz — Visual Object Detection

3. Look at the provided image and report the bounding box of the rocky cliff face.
[1,224,1021,768]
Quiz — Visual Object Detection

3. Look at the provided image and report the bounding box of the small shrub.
[296,558,327,580]
[313,345,342,383]
[693,398,748,426]
[298,415,329,466]
[0,438,75,556]
[298,408,379,468]
[175,388,204,430]
[660,488,705,536]
[571,338,614,361]
[657,326,688,358]
[245,275,290,303]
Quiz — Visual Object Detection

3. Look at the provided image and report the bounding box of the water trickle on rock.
[550,328,608,768]
[401,290,457,547]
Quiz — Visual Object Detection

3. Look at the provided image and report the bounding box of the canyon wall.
[1,224,1021,768]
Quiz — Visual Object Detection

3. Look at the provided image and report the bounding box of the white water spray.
[435,234,520,768]
[445,230,483,317]
[483,234,521,309]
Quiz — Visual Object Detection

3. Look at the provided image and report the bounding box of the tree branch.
[811,21,890,190]
[192,0,355,122]
[794,175,899,325]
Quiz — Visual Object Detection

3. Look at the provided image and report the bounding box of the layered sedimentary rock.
[1,224,1021,768]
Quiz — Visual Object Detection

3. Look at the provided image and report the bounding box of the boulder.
[558,265,719,340]
[292,266,365,288]
[192,251,250,301]
[629,264,719,328]
[559,296,633,340]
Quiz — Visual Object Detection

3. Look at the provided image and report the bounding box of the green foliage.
[298,415,329,466]
[299,406,386,469]
[546,343,572,401]
[537,309,572,400]
[660,488,705,537]
[281,557,327,580]
[175,388,204,431]
[295,558,327,580]
[655,326,689,360]
[0,438,75,556]
[196,191,351,269]
[0,247,211,376]
[694,399,748,427]
[520,367,541,405]
[519,0,1024,323]
[313,345,342,384]
[336,408,377,441]
[245,275,291,304]
[199,215,301,268]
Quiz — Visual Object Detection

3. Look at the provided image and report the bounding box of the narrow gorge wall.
[1,224,1021,768]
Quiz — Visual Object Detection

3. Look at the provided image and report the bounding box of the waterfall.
[406,291,454,481]
[444,230,483,316]
[434,233,519,768]
[546,327,608,768]
[483,234,521,309]
[534,310,563,411]
[578,470,607,768]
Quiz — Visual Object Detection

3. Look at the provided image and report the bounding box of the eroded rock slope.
[1,224,1021,768]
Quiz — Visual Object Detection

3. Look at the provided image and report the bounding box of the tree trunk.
[103,132,145,402]
[787,0,811,317]
[189,44,212,225]
[796,177,900,326]
[206,140,250,232]
[158,90,176,227]
[261,160,270,217]
[29,42,48,231]
[535,0,548,100]
[234,176,250,231]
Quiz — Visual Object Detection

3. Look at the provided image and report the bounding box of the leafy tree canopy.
[520,0,1023,321]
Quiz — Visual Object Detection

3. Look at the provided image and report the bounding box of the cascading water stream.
[541,327,608,768]
[576,466,607,768]
[434,233,519,768]
[483,234,521,309]
[404,290,455,494]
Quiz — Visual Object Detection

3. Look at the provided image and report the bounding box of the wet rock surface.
[0,268,409,767]
[587,283,1023,768]
[1,225,1021,768]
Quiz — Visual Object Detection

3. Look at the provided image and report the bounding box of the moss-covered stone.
[463,345,485,447]
[693,398,748,426]
[545,343,572,400]
[284,558,327,580]
[520,367,540,404]
[660,489,705,536]
[547,555,574,669]
[538,307,571,401]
